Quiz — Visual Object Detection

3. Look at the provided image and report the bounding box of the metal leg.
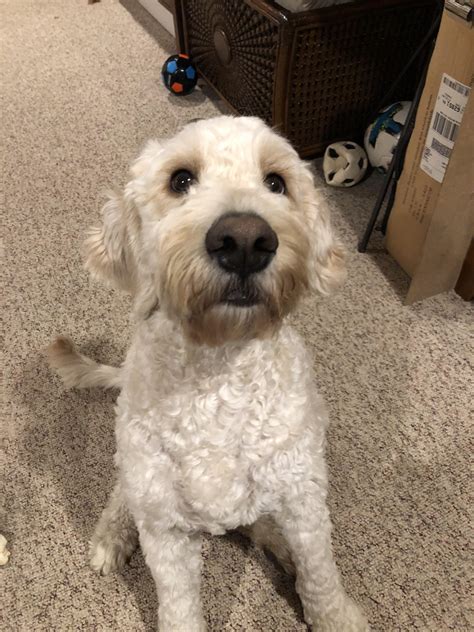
[358,22,440,251]
[358,163,396,253]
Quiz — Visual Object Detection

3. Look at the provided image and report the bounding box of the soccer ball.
[162,54,198,96]
[364,101,411,173]
[323,142,368,188]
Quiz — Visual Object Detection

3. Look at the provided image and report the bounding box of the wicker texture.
[287,5,435,152]
[184,0,279,122]
[177,0,439,156]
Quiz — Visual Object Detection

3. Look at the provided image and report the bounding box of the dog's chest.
[117,320,313,532]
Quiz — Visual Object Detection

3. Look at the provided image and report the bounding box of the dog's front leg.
[138,525,205,632]
[90,481,138,575]
[274,481,368,632]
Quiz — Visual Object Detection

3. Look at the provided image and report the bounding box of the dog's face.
[86,116,345,346]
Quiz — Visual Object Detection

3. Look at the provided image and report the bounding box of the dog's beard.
[182,275,273,346]
[160,264,307,346]
[185,302,275,346]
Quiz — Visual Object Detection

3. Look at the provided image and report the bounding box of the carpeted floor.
[2,1,472,630]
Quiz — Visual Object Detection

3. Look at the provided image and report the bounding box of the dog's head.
[86,116,345,345]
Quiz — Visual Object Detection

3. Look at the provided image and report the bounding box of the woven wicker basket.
[175,0,439,156]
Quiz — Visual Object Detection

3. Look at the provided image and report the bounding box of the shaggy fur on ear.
[84,191,140,293]
[84,140,164,295]
[308,201,347,296]
[84,201,161,321]
[299,168,347,296]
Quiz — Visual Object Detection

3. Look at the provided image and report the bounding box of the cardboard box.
[385,7,474,304]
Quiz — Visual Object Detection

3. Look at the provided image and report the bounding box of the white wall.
[137,0,175,36]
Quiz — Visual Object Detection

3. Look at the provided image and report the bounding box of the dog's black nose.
[205,212,278,276]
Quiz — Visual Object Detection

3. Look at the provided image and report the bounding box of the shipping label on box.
[420,73,471,183]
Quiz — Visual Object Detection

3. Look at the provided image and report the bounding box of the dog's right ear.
[84,190,140,293]
[84,140,164,293]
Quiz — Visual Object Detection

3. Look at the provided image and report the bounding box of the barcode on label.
[443,76,470,98]
[432,112,459,142]
[431,137,451,158]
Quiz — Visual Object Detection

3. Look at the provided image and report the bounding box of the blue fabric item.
[368,103,403,147]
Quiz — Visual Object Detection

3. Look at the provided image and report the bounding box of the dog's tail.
[46,336,122,389]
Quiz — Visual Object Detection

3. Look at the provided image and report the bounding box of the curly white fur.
[49,116,368,631]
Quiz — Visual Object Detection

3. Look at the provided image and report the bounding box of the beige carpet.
[2,1,472,630]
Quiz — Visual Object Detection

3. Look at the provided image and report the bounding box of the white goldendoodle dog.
[48,116,368,631]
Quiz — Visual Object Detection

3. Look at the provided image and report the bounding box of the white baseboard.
[137,0,175,36]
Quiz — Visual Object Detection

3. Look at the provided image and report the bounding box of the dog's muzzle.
[205,212,278,279]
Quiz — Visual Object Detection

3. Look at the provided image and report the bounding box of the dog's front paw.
[89,535,136,576]
[311,597,369,632]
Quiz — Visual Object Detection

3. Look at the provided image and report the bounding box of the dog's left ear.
[305,185,347,295]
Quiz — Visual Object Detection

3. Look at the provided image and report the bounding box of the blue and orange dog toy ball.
[162,54,197,96]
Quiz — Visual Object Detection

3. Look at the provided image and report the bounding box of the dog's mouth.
[220,279,261,308]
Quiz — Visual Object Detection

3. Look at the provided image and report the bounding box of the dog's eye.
[170,169,196,193]
[264,173,286,195]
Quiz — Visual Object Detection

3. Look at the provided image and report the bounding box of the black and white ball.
[323,142,368,188]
